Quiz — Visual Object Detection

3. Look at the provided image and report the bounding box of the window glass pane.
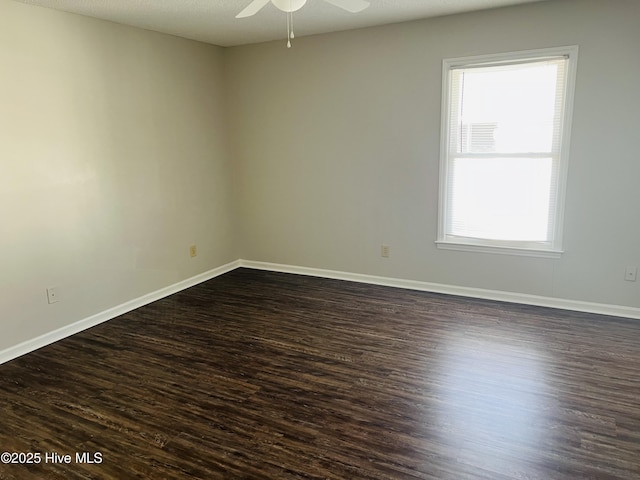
[448,157,553,242]
[453,62,560,154]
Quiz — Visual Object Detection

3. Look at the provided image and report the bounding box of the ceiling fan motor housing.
[271,0,307,13]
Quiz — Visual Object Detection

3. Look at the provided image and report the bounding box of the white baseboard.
[0,260,241,366]
[239,260,640,320]
[3,258,638,366]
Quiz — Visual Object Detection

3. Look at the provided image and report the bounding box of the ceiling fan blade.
[323,0,370,13]
[236,0,271,18]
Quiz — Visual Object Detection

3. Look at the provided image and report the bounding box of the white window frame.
[436,46,578,258]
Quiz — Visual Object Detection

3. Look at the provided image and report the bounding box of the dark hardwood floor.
[1,268,640,479]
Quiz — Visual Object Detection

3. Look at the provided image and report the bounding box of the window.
[437,46,578,257]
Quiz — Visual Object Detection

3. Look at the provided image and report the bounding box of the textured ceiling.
[13,0,549,47]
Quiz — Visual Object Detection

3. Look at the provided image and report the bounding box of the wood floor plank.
[1,268,640,479]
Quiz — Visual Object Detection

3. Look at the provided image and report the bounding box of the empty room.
[1,0,639,478]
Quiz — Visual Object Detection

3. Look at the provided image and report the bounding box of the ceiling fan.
[236,0,371,18]
[236,0,371,47]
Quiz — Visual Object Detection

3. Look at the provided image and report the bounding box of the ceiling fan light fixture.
[235,0,371,48]
[272,0,307,13]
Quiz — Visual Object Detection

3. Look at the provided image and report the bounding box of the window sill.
[435,241,563,258]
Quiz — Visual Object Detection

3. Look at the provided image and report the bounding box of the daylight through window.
[437,47,578,257]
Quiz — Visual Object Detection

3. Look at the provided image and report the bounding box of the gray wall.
[2,0,639,356]
[0,0,237,352]
[226,0,640,309]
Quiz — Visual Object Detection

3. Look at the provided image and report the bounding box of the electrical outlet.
[625,266,637,282]
[46,287,60,304]
[381,244,390,258]
[189,244,197,258]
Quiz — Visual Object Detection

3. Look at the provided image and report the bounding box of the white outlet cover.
[47,287,60,304]
[624,266,637,281]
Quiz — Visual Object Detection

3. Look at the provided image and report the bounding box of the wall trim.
[0,260,241,366]
[239,260,640,320]
[3,257,638,366]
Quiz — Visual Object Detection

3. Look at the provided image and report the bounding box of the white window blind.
[438,47,578,256]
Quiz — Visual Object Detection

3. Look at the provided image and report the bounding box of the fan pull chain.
[286,0,294,48]
[290,11,295,39]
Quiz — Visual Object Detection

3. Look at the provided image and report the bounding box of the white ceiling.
[13,0,549,47]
